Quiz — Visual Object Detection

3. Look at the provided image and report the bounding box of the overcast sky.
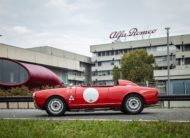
[0,0,190,56]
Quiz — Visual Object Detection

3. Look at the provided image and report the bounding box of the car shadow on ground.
[36,111,156,118]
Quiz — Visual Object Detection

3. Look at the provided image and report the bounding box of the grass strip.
[0,119,190,138]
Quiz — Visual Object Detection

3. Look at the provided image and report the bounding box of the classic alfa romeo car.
[33,80,158,116]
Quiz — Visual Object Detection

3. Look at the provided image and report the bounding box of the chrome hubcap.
[48,98,63,114]
[126,96,141,112]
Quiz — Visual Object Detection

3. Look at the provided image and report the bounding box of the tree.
[121,49,155,82]
[112,65,120,84]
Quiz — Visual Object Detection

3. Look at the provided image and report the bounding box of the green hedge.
[0,86,32,96]
[0,85,59,96]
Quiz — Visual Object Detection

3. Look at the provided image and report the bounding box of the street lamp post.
[165,27,170,95]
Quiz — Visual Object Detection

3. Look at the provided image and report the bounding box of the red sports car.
[33,80,158,116]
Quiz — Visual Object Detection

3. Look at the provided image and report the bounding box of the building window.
[98,62,102,66]
[171,80,190,95]
[108,70,112,75]
[169,45,176,51]
[93,71,98,76]
[156,45,176,52]
[111,58,115,65]
[186,82,190,94]
[102,51,105,56]
[98,52,101,57]
[185,58,190,65]
[124,49,128,53]
[173,82,185,95]
[106,51,110,56]
[157,46,167,52]
[111,51,114,55]
[177,59,180,65]
[155,56,167,62]
[184,44,190,51]
[115,50,118,55]
[119,50,123,55]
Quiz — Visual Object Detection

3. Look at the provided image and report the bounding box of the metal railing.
[0,95,190,109]
[158,95,190,108]
[0,96,33,102]
[158,95,190,101]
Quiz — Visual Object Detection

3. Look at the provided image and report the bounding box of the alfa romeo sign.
[110,28,157,40]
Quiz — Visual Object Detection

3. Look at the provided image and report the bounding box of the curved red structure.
[0,58,62,88]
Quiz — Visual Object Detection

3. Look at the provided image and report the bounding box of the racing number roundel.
[83,88,99,103]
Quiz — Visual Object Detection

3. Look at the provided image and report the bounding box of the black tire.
[45,96,67,116]
[122,94,144,114]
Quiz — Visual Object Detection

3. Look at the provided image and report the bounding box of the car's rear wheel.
[122,94,144,114]
[45,96,67,116]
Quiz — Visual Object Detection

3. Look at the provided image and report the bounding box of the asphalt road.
[0,108,190,122]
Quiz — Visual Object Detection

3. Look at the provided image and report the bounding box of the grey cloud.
[0,0,190,56]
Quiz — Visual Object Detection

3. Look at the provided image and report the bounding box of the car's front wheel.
[45,96,67,116]
[122,94,144,114]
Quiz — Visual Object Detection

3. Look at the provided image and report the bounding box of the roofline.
[27,46,91,58]
[90,33,190,47]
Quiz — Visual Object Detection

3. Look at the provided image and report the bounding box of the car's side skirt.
[69,103,121,109]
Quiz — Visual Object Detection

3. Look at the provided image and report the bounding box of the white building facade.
[1,34,190,95]
[0,44,91,85]
[90,34,190,95]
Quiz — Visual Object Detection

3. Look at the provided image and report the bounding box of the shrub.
[9,86,32,96]
[0,86,32,96]
[0,84,63,96]
[0,85,64,96]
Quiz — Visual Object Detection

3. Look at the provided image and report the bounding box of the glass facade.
[0,59,28,84]
[95,49,130,57]
[61,71,68,84]
[146,45,176,52]
[172,82,185,95]
[93,70,112,76]
[167,80,190,95]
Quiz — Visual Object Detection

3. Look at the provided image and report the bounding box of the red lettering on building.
[110,28,157,40]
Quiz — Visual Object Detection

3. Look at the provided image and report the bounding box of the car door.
[73,86,109,108]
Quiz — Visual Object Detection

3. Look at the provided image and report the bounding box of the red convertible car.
[33,80,158,116]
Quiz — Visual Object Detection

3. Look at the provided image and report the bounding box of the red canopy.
[0,58,62,88]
